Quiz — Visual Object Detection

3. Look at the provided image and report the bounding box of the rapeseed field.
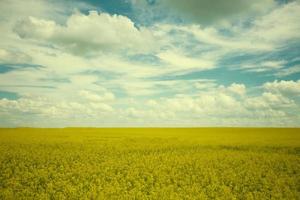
[0,128,299,199]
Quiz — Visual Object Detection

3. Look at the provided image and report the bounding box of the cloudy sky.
[0,0,300,127]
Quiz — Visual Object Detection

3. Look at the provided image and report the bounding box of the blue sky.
[0,0,299,127]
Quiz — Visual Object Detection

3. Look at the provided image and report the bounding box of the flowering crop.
[0,128,299,199]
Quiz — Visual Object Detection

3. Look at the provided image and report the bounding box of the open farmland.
[0,128,299,199]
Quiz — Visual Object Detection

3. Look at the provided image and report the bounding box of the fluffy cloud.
[264,80,300,95]
[141,83,297,126]
[245,92,295,109]
[0,80,299,127]
[0,92,115,127]
[79,90,115,102]
[226,83,246,96]
[14,17,56,39]
[13,11,155,55]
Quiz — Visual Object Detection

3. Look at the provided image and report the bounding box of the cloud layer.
[0,0,300,127]
[1,81,299,127]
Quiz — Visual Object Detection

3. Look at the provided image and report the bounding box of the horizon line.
[1,127,300,129]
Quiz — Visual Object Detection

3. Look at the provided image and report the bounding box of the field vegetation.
[0,128,299,199]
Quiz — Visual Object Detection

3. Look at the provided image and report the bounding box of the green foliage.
[0,128,299,199]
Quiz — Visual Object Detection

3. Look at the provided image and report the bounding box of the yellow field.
[0,128,299,199]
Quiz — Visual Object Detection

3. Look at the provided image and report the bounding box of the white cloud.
[263,80,300,95]
[0,48,31,64]
[227,83,246,96]
[245,92,295,109]
[275,65,300,77]
[0,0,53,22]
[247,2,300,43]
[89,102,113,112]
[14,17,56,39]
[260,61,286,69]
[159,2,300,54]
[137,86,297,126]
[79,90,115,102]
[240,60,286,73]
[0,0,93,32]
[157,50,215,71]
[0,91,115,126]
[163,24,273,52]
[1,80,299,127]
[13,11,156,55]
[194,80,217,90]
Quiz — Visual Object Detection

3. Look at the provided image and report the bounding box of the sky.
[0,0,300,127]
